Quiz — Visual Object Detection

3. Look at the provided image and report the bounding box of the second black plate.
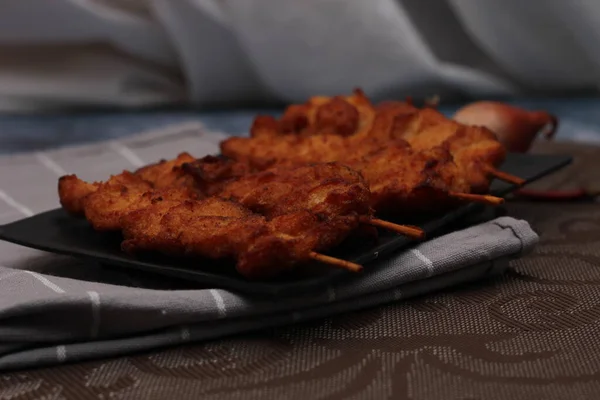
[0,153,572,296]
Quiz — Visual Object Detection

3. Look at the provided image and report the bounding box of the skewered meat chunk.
[58,175,101,216]
[81,174,199,231]
[218,138,473,216]
[121,197,260,259]
[240,210,361,278]
[184,157,426,239]
[81,173,152,231]
[134,152,198,190]
[374,107,507,192]
[185,160,380,247]
[441,126,507,193]
[363,105,508,192]
[58,171,148,217]
[220,132,386,171]
[181,155,256,196]
[58,153,201,218]
[346,145,471,215]
[186,161,372,218]
[251,89,376,138]
[121,199,362,279]
[227,93,510,194]
[354,100,419,142]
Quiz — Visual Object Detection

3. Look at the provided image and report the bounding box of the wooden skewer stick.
[359,216,425,240]
[449,192,505,206]
[309,251,363,273]
[485,167,526,186]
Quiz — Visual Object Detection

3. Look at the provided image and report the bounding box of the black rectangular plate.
[0,153,572,296]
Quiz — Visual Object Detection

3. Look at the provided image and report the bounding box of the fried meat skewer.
[251,89,376,139]
[346,143,504,212]
[184,158,426,240]
[245,92,524,190]
[121,198,363,278]
[357,102,524,190]
[59,164,367,279]
[219,134,504,213]
[58,152,201,218]
[376,106,515,193]
[202,162,371,217]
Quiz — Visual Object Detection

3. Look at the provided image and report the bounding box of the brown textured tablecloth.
[1,141,599,400]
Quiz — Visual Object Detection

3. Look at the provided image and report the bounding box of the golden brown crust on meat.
[215,162,372,218]
[248,89,375,139]
[81,174,152,231]
[181,155,255,196]
[58,171,146,217]
[352,145,470,215]
[361,100,419,141]
[250,115,282,138]
[121,198,261,259]
[227,90,507,195]
[222,126,474,215]
[120,198,360,280]
[313,97,360,137]
[55,89,511,280]
[134,152,196,189]
[58,175,99,216]
[60,159,375,280]
[81,171,200,231]
[178,161,374,277]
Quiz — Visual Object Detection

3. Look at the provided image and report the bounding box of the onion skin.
[452,101,558,153]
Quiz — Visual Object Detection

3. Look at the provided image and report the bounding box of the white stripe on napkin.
[411,249,435,277]
[109,141,145,167]
[0,190,33,216]
[23,271,65,293]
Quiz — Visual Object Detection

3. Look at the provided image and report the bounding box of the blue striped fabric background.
[1,98,600,154]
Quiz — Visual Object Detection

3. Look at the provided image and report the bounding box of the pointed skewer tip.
[449,192,505,206]
[309,251,363,273]
[486,167,526,186]
[359,217,425,240]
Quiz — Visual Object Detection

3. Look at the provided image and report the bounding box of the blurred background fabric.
[1,0,599,112]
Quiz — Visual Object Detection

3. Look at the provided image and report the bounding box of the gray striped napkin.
[0,123,538,370]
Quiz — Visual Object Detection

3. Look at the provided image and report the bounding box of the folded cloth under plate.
[0,122,538,369]
[0,216,537,370]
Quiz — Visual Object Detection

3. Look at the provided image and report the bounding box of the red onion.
[452,101,558,153]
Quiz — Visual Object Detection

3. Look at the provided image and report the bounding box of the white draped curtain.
[1,0,599,112]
